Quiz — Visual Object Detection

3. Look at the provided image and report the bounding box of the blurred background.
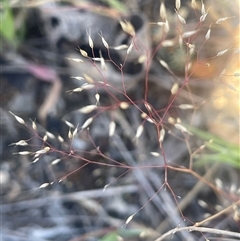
[1,0,239,241]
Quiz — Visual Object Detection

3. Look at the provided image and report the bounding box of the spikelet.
[81,117,93,129]
[113,45,129,50]
[179,104,194,109]
[175,10,186,24]
[127,42,134,55]
[9,140,28,147]
[159,128,165,143]
[87,32,94,49]
[9,111,25,125]
[205,25,211,40]
[79,105,97,114]
[109,121,116,137]
[216,16,235,24]
[175,0,181,10]
[119,20,135,36]
[159,59,170,71]
[51,159,61,165]
[160,2,167,20]
[135,125,144,139]
[191,0,196,9]
[119,102,129,109]
[99,33,109,49]
[79,49,88,57]
[175,123,192,135]
[171,83,179,95]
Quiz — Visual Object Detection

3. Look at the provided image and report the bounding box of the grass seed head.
[99,33,109,49]
[216,16,235,24]
[171,83,179,95]
[100,56,106,71]
[191,0,196,9]
[95,93,100,105]
[67,57,83,62]
[119,102,129,109]
[71,87,83,93]
[175,0,181,10]
[32,120,37,130]
[160,2,167,20]
[179,104,194,109]
[35,147,50,155]
[135,124,144,139]
[216,48,230,57]
[159,128,165,143]
[43,135,48,142]
[113,45,128,50]
[72,124,79,138]
[141,113,154,123]
[83,74,94,84]
[79,49,88,57]
[81,117,93,129]
[39,183,50,188]
[159,59,170,71]
[164,20,169,33]
[119,20,135,36]
[150,152,160,156]
[127,42,134,55]
[198,200,208,208]
[125,214,134,225]
[215,178,223,189]
[32,158,39,163]
[14,151,31,155]
[175,123,192,135]
[109,121,116,137]
[71,76,84,81]
[79,105,97,114]
[205,26,211,40]
[138,55,147,63]
[87,32,94,49]
[182,30,197,38]
[168,117,176,124]
[9,111,25,125]
[156,21,166,26]
[51,159,61,165]
[81,83,95,89]
[64,120,75,128]
[46,131,55,139]
[201,0,206,15]
[58,135,64,142]
[68,129,72,139]
[162,40,175,47]
[175,10,186,24]
[144,102,152,112]
[200,12,208,22]
[9,140,28,147]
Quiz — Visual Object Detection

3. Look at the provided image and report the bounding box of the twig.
[195,200,240,227]
[154,226,240,241]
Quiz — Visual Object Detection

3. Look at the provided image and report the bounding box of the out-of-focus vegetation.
[191,127,239,169]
